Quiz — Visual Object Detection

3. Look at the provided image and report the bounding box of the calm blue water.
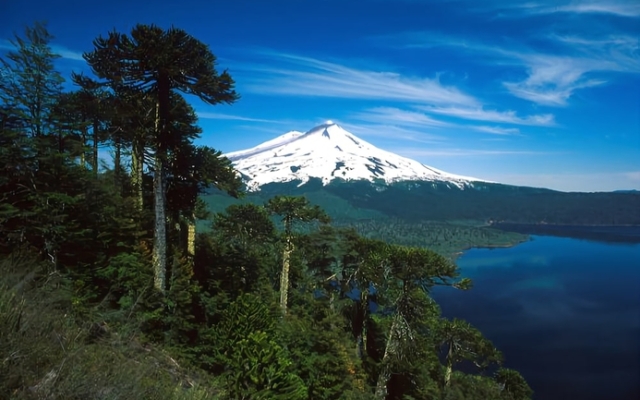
[432,235,640,400]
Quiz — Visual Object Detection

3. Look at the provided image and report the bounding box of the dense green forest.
[206,177,640,226]
[199,190,530,259]
[200,175,640,257]
[0,22,533,399]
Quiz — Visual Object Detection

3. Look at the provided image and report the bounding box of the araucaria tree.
[266,195,330,314]
[83,24,239,293]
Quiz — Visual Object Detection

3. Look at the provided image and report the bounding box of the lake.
[431,234,640,400]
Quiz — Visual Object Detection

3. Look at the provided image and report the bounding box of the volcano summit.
[224,121,487,191]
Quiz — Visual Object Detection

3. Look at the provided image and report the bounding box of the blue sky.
[1,0,639,192]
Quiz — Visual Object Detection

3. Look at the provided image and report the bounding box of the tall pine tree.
[83,24,239,293]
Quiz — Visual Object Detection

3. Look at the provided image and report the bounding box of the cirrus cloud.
[237,51,480,107]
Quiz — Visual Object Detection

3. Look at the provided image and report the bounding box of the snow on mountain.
[224,121,488,191]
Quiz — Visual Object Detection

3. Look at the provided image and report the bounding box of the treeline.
[235,178,640,226]
[1,22,532,399]
[329,180,640,225]
[334,220,528,257]
[200,192,529,258]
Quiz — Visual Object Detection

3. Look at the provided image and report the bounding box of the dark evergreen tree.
[0,21,63,139]
[83,23,239,293]
[266,195,330,315]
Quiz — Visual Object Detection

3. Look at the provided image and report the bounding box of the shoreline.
[450,236,530,260]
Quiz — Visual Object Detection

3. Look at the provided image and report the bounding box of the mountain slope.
[225,121,488,191]
[212,121,640,227]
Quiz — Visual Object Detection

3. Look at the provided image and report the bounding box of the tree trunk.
[80,125,87,169]
[152,153,167,293]
[131,136,144,210]
[114,135,121,185]
[280,239,293,315]
[187,217,196,258]
[152,97,167,294]
[356,291,368,360]
[374,314,413,399]
[374,315,399,400]
[92,119,99,177]
[444,342,453,387]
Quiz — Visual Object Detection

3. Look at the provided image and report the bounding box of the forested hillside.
[199,187,530,259]
[0,22,532,399]
[200,176,640,257]
[204,178,640,225]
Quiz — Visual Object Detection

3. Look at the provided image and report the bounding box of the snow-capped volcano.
[225,121,487,191]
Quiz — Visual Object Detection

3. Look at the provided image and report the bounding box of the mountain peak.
[301,121,353,142]
[224,122,488,191]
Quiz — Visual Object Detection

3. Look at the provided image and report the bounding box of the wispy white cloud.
[458,0,640,18]
[472,125,521,135]
[240,51,479,107]
[520,1,640,17]
[379,0,640,17]
[502,32,640,105]
[196,112,279,123]
[382,30,640,106]
[502,54,609,106]
[550,34,640,71]
[392,147,557,157]
[351,106,525,135]
[419,105,556,126]
[340,122,445,143]
[0,40,85,61]
[504,33,640,105]
[50,45,84,61]
[351,107,451,127]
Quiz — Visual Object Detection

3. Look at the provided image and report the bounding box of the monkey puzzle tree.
[168,142,243,263]
[213,203,276,254]
[372,245,472,399]
[266,195,330,315]
[434,318,503,389]
[84,23,239,293]
[494,368,533,400]
[69,72,113,177]
[107,84,158,206]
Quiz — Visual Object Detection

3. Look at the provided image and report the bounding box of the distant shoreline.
[451,238,530,260]
[488,223,640,244]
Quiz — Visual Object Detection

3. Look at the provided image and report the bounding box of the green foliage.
[201,190,530,259]
[221,331,307,399]
[84,24,238,106]
[0,21,64,138]
[208,293,277,358]
[98,251,152,309]
[434,317,503,389]
[266,194,331,236]
[442,372,505,400]
[280,301,369,399]
[200,294,306,398]
[213,203,276,249]
[0,254,205,400]
[494,368,534,400]
[0,21,534,400]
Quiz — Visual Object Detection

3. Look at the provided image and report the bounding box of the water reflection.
[432,235,640,400]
